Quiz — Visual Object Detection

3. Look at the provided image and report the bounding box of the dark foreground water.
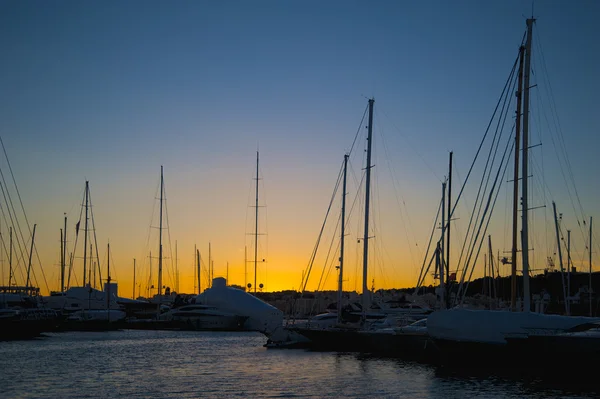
[1,330,598,398]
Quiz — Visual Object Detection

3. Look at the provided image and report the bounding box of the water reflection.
[0,331,597,399]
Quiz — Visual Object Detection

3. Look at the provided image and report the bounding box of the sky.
[0,0,599,298]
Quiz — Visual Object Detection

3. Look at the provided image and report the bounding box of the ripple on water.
[0,330,598,399]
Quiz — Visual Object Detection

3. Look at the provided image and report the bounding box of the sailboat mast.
[209,242,212,288]
[337,154,348,323]
[197,249,201,294]
[511,45,525,311]
[567,230,572,304]
[26,224,36,289]
[8,227,12,288]
[158,166,164,300]
[175,241,178,293]
[439,181,446,309]
[552,202,569,315]
[133,258,136,299]
[521,18,534,312]
[83,181,89,287]
[446,151,452,307]
[244,245,247,291]
[254,151,259,294]
[62,214,67,292]
[60,228,64,292]
[149,250,152,297]
[590,216,593,317]
[107,242,111,313]
[362,98,374,317]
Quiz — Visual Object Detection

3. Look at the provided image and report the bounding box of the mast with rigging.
[157,166,164,315]
[254,151,259,294]
[361,98,374,320]
[520,18,534,312]
[337,154,348,323]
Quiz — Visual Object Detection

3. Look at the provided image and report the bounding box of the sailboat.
[43,181,123,315]
[182,154,286,340]
[288,98,382,351]
[426,18,598,365]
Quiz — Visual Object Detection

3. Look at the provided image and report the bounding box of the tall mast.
[337,154,349,323]
[362,98,374,318]
[83,181,89,287]
[107,242,111,315]
[149,250,152,298]
[8,227,12,288]
[60,228,64,292]
[521,18,534,312]
[175,241,179,293]
[26,224,36,289]
[446,151,452,309]
[590,216,593,317]
[62,214,67,292]
[133,258,136,299]
[197,249,201,294]
[209,242,212,287]
[511,45,525,311]
[567,230,572,305]
[439,182,446,309]
[254,151,259,294]
[193,244,197,294]
[158,166,164,301]
[244,245,247,291]
[552,202,569,315]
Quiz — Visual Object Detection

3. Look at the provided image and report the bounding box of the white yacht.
[159,303,247,330]
[194,277,285,341]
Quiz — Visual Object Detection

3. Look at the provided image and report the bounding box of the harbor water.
[1,330,598,398]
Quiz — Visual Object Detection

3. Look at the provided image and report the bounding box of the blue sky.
[0,1,598,295]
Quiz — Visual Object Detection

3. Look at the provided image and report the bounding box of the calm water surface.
[1,330,597,398]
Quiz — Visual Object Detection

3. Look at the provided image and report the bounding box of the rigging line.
[300,160,345,293]
[461,69,517,275]
[377,106,442,183]
[257,166,269,273]
[0,136,49,291]
[454,63,519,277]
[88,187,103,287]
[0,180,31,285]
[534,82,584,239]
[347,104,369,157]
[416,250,438,295]
[68,187,86,289]
[455,121,515,302]
[447,49,521,229]
[531,80,552,267]
[458,135,514,305]
[375,108,419,272]
[316,210,342,292]
[164,184,175,290]
[414,196,442,291]
[535,32,587,225]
